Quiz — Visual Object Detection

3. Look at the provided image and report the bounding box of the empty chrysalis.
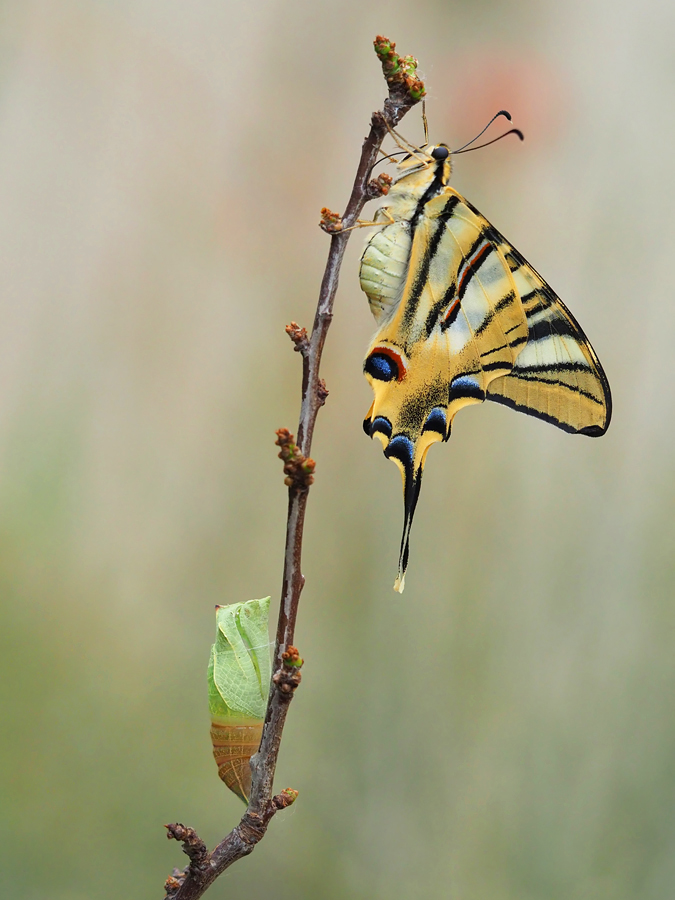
[207,597,271,803]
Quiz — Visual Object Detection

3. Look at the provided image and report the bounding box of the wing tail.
[392,461,423,594]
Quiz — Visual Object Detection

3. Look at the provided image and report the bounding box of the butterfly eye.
[431,146,449,160]
[365,351,403,382]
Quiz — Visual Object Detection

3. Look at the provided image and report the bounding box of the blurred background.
[1,1,674,898]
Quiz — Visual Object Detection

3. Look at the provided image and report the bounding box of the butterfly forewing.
[485,240,612,436]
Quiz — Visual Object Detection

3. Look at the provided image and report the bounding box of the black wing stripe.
[503,372,604,404]
[473,290,517,338]
[515,360,592,374]
[527,317,579,342]
[482,360,512,372]
[487,393,580,434]
[402,195,461,329]
[480,343,509,358]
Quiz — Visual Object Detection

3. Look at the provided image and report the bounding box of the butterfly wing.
[483,236,612,435]
[361,185,611,591]
[362,188,530,590]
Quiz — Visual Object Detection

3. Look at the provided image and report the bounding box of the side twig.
[164,35,424,900]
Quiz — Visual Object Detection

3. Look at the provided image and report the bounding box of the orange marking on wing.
[457,241,491,296]
[443,296,460,323]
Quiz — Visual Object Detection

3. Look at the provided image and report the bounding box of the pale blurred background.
[1,1,673,898]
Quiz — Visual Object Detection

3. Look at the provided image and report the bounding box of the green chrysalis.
[208,597,271,803]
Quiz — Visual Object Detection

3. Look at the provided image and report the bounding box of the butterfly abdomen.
[359,221,411,323]
[360,162,443,325]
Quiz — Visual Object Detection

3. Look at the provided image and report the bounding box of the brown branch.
[164,36,424,900]
[164,825,209,892]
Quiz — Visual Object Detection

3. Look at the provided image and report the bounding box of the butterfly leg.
[339,208,396,233]
[383,119,430,164]
[321,207,396,235]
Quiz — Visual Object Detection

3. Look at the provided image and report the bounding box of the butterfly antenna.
[453,109,513,153]
[371,150,408,172]
[453,128,524,154]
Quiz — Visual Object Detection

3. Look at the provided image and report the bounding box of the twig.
[164,825,209,893]
[164,36,424,900]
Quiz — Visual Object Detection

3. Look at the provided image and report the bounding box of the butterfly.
[360,131,612,593]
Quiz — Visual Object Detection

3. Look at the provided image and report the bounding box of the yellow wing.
[483,230,612,436]
[361,186,611,592]
[362,188,530,590]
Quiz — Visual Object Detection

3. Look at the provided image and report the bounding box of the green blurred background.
[1,1,674,898]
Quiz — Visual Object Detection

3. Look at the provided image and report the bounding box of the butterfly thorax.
[385,145,452,223]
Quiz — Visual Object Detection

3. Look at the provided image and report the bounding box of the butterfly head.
[393,143,452,190]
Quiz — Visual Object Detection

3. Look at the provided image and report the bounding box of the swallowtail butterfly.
[360,137,611,592]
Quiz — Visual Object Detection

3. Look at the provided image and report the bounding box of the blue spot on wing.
[422,407,447,436]
[370,416,393,439]
[365,353,399,382]
[384,434,414,468]
[449,374,485,402]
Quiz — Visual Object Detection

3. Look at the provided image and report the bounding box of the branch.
[164,36,424,900]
